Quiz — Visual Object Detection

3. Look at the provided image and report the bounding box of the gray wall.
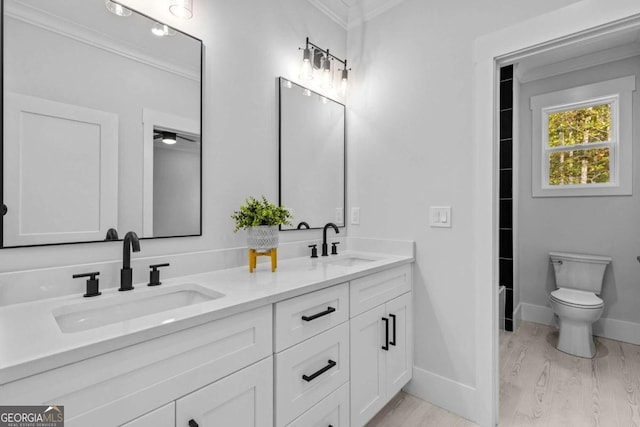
[517,56,640,324]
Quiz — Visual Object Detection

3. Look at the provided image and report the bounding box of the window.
[530,75,635,197]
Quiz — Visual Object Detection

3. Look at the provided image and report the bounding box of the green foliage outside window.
[547,104,611,185]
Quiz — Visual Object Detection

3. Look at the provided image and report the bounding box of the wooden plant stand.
[248,248,277,273]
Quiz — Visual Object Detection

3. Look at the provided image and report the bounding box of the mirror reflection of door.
[152,129,200,237]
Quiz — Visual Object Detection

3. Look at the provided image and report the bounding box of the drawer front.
[2,305,272,427]
[350,265,412,317]
[286,382,349,427]
[275,283,349,352]
[275,322,350,427]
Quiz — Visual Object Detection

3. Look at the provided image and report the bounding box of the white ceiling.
[307,0,406,29]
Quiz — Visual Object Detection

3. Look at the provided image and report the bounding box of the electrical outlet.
[429,206,452,228]
[351,207,360,225]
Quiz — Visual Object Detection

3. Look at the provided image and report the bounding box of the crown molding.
[307,0,405,30]
[307,0,348,29]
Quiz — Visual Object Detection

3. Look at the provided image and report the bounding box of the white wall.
[345,0,582,419]
[0,0,346,272]
[517,56,640,329]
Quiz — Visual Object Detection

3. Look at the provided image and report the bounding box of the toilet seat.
[550,288,603,309]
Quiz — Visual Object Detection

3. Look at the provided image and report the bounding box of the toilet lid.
[550,288,603,308]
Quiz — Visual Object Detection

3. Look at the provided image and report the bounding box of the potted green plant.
[231,196,293,250]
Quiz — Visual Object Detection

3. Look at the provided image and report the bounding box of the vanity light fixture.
[299,37,351,94]
[105,0,132,17]
[151,23,176,37]
[169,0,193,19]
[162,132,177,145]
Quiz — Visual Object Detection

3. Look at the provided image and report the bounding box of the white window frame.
[530,75,635,197]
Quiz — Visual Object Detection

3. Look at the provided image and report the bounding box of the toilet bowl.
[549,252,611,359]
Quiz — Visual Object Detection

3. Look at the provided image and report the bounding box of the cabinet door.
[121,403,174,427]
[350,304,387,427]
[386,292,413,397]
[176,357,273,427]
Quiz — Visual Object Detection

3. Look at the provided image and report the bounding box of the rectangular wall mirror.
[1,0,202,248]
[279,77,345,230]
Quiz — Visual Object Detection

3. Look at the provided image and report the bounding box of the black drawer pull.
[382,317,389,351]
[390,313,397,346]
[188,419,199,427]
[302,359,337,382]
[302,306,336,322]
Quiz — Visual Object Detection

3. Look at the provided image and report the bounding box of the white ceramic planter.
[246,225,279,250]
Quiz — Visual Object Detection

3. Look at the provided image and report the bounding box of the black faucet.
[322,222,339,256]
[120,231,140,291]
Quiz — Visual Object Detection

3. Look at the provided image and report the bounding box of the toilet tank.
[549,252,611,293]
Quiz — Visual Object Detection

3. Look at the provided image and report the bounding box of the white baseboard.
[520,303,555,327]
[520,302,640,345]
[513,302,522,330]
[403,366,477,423]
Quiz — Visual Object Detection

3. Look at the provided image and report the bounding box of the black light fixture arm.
[300,37,350,69]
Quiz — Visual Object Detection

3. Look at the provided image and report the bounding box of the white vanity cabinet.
[1,305,273,427]
[349,266,413,427]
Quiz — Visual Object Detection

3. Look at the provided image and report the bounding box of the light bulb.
[302,89,312,97]
[341,68,348,96]
[300,48,313,81]
[162,132,177,145]
[151,23,175,37]
[321,57,332,89]
[105,0,132,17]
[169,0,193,19]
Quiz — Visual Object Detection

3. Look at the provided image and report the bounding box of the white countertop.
[0,250,413,385]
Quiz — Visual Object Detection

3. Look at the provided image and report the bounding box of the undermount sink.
[53,283,224,333]
[321,256,376,267]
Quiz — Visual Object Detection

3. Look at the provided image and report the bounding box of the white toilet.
[549,251,611,358]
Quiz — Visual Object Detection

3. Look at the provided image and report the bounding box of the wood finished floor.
[367,322,640,427]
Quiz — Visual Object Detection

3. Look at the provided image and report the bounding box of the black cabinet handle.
[382,317,389,351]
[188,419,198,427]
[302,359,336,382]
[302,306,336,322]
[390,313,397,346]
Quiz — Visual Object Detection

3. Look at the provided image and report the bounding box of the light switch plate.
[429,206,452,228]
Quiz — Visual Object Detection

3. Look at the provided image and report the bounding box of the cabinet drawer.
[275,322,349,427]
[275,283,349,352]
[2,305,272,427]
[287,382,349,427]
[350,265,412,317]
